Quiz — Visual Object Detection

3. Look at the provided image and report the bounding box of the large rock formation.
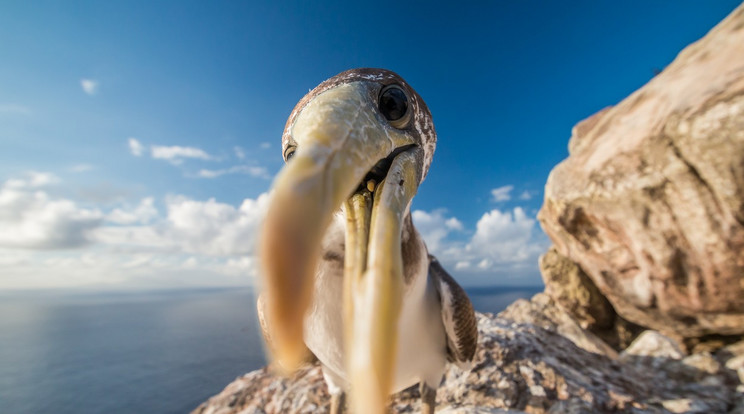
[539,247,645,351]
[538,4,744,339]
[193,295,743,414]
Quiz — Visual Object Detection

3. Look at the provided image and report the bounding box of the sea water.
[0,286,540,413]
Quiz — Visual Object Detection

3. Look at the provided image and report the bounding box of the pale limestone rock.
[683,352,721,375]
[726,354,744,384]
[621,330,684,360]
[661,398,704,414]
[538,3,744,339]
[498,293,618,358]
[539,247,613,330]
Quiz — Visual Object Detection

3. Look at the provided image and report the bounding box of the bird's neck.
[320,211,426,287]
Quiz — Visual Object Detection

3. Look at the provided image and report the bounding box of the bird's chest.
[303,258,448,392]
[302,214,448,391]
[303,263,347,378]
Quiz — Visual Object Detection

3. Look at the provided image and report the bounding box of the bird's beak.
[344,147,422,413]
[260,82,421,413]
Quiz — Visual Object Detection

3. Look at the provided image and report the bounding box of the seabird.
[258,68,477,414]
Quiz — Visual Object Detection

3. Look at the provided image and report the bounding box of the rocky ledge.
[193,294,744,413]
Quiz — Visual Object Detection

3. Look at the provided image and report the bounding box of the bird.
[258,68,477,414]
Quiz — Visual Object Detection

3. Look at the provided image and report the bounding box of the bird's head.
[260,68,435,412]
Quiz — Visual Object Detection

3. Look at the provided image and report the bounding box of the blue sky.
[1,1,740,290]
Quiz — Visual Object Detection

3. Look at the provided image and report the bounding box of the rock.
[722,339,744,359]
[540,247,644,351]
[621,330,684,360]
[193,295,738,414]
[725,354,744,385]
[682,353,721,375]
[498,293,618,358]
[538,3,744,339]
[539,247,614,331]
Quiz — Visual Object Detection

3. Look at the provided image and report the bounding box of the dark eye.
[379,85,411,128]
[284,147,296,161]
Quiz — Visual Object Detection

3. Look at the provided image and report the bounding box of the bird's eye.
[379,85,411,128]
[284,147,296,161]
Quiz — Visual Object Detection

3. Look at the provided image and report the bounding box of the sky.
[1,1,740,290]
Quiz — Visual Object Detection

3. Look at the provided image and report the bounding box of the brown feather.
[429,255,478,364]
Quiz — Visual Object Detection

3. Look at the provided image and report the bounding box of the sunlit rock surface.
[538,4,744,339]
[193,295,742,413]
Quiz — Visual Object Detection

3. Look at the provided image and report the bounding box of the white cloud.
[260,142,271,149]
[472,208,533,248]
[106,197,158,225]
[92,225,169,251]
[70,164,94,173]
[128,139,214,165]
[0,103,31,115]
[197,165,270,179]
[234,146,246,159]
[412,206,548,284]
[455,261,471,270]
[163,194,270,256]
[0,175,103,249]
[0,172,271,289]
[151,145,212,164]
[81,79,99,96]
[4,171,60,191]
[519,190,532,200]
[0,248,252,290]
[491,185,513,202]
[412,209,463,254]
[128,138,144,156]
[0,168,545,289]
[94,193,270,258]
[467,207,543,265]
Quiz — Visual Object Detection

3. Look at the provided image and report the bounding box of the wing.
[429,255,478,367]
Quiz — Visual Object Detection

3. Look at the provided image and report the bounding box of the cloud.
[128,138,144,156]
[412,206,548,285]
[5,171,60,189]
[106,197,158,225]
[0,248,252,290]
[0,171,272,289]
[93,193,270,258]
[519,190,532,200]
[466,207,545,267]
[412,209,463,254]
[0,168,545,289]
[70,164,94,173]
[197,165,270,179]
[81,79,99,96]
[0,104,31,115]
[151,145,212,164]
[92,225,169,251]
[0,174,103,249]
[127,138,213,165]
[163,194,270,256]
[260,142,271,149]
[234,146,246,159]
[491,185,514,202]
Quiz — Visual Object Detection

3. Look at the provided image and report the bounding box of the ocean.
[0,286,541,414]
